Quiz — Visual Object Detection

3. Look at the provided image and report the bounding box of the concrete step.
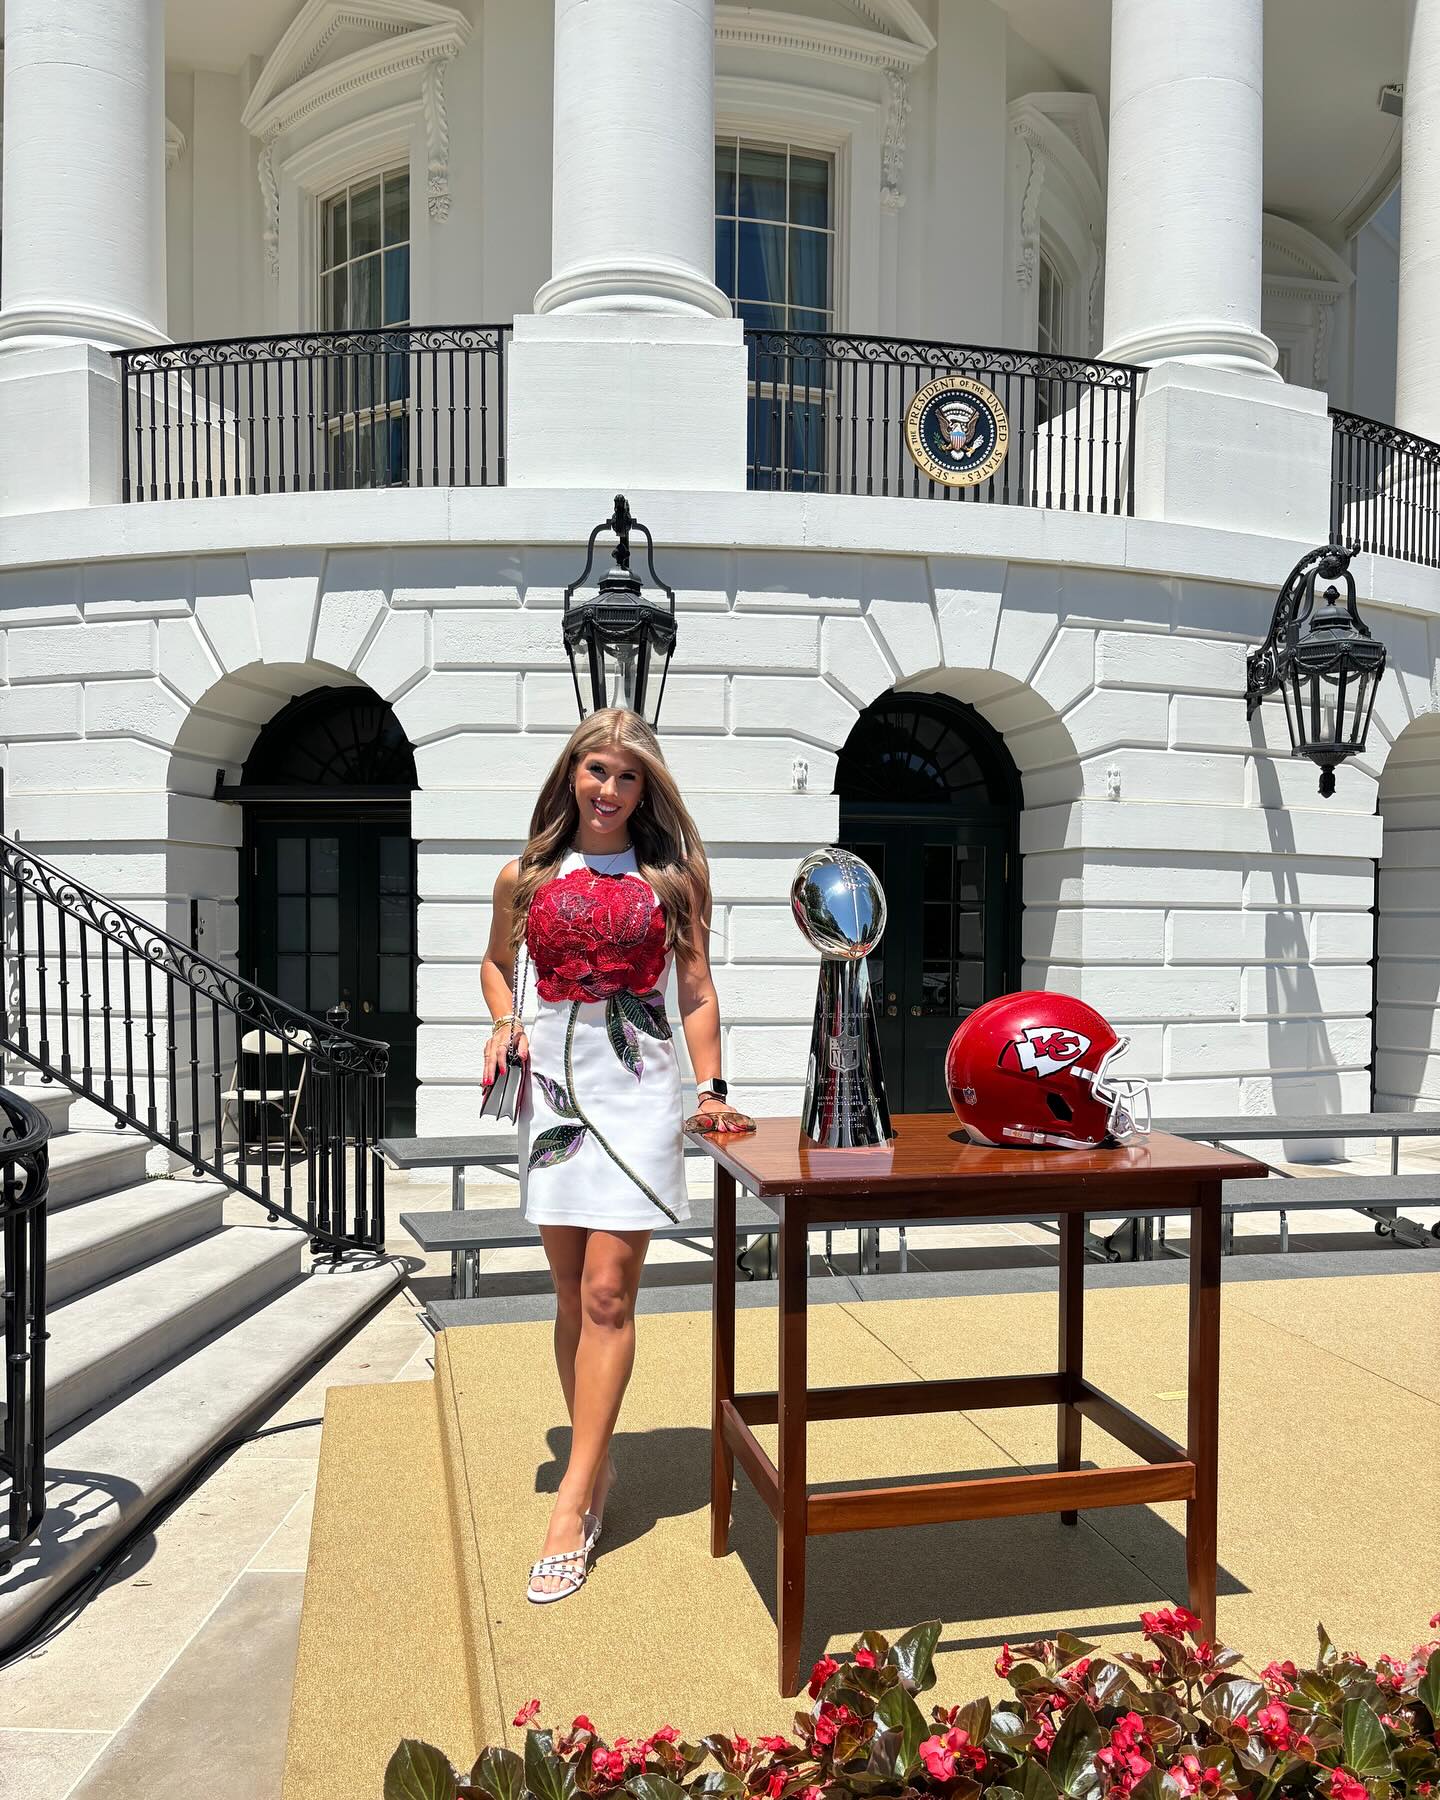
[2,1080,78,1137]
[45,1175,228,1305]
[43,1223,306,1435]
[0,1255,403,1652]
[282,1380,481,1796]
[46,1128,151,1210]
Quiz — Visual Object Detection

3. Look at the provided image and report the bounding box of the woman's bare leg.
[533,1227,649,1593]
[539,1225,618,1519]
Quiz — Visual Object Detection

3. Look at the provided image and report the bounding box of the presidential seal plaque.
[790,847,893,1148]
[904,374,1010,487]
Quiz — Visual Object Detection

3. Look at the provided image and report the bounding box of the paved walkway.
[2,1150,1437,1800]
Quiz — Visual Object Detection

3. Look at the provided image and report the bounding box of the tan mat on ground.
[442,1271,1440,1744]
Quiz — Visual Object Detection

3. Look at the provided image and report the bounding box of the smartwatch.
[697,1077,729,1101]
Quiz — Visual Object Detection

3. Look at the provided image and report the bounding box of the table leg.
[711,1166,737,1556]
[1187,1183,1221,1635]
[777,1197,808,1695]
[1058,1212,1084,1526]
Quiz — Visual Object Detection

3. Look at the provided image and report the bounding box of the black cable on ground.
[0,1414,323,1671]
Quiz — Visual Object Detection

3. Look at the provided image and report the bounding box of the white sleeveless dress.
[518,847,689,1230]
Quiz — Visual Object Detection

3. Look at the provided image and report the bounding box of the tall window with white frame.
[319,167,411,487]
[1035,248,1066,426]
[716,138,834,489]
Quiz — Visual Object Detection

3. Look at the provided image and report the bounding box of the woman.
[481,707,754,1605]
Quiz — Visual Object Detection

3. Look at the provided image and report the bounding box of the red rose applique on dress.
[526,867,667,1003]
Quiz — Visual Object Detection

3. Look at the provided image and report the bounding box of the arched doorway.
[236,686,418,1134]
[837,693,1022,1112]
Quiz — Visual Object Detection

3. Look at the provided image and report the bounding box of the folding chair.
[221,1027,311,1154]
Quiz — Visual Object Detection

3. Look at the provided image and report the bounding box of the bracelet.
[490,1015,516,1032]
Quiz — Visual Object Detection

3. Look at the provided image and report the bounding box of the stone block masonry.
[0,530,1433,1132]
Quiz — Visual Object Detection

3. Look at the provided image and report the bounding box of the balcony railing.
[744,329,1138,514]
[1330,408,1440,568]
[114,324,509,502]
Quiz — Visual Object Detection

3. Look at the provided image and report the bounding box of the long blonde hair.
[510,709,710,955]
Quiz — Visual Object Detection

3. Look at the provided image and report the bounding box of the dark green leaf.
[533,1073,578,1119]
[524,1731,578,1800]
[386,1740,457,1800]
[1127,1771,1165,1800]
[469,1747,524,1800]
[606,996,644,1078]
[1047,1701,1102,1799]
[1341,1699,1393,1779]
[876,1684,928,1779]
[1142,1716,1183,1749]
[1056,1634,1100,1666]
[1420,1646,1440,1722]
[1014,1759,1062,1800]
[528,1123,587,1170]
[987,1708,1039,1753]
[619,987,672,1041]
[1200,1679,1264,1726]
[624,1780,688,1800]
[889,1620,942,1694]
[691,1775,745,1798]
[952,1699,991,1746]
[989,1788,1026,1800]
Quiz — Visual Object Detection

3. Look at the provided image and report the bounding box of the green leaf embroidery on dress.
[605,995,644,1080]
[528,1123,587,1170]
[616,987,672,1042]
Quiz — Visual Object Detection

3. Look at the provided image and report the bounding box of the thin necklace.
[581,841,632,875]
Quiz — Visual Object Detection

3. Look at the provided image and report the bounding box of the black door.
[250,817,418,1135]
[837,695,1022,1114]
[843,819,1011,1112]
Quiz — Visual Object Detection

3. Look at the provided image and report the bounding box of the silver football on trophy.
[790,847,887,961]
[791,847,893,1146]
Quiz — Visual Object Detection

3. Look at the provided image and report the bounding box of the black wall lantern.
[563,495,677,728]
[1245,544,1387,797]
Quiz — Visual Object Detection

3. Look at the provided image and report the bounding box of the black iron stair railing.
[0,1086,50,1572]
[0,834,387,1255]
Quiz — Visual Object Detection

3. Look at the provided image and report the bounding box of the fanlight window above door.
[836,696,1018,811]
[244,687,417,790]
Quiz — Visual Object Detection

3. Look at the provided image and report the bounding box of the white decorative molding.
[1011,119,1045,289]
[1260,213,1353,388]
[715,6,930,73]
[244,0,471,136]
[165,119,187,171]
[421,53,452,220]
[881,66,911,211]
[259,128,282,280]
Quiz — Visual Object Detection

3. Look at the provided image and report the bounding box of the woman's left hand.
[685,1095,756,1136]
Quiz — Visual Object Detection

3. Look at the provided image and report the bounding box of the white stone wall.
[1374,711,1440,1110]
[2,503,1434,1133]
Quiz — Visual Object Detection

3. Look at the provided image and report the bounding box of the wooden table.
[692,1115,1265,1695]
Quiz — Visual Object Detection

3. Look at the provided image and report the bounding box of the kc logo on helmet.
[1002,1026,1092,1079]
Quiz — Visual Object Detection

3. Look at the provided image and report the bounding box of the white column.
[535,0,728,317]
[0,0,166,514]
[506,0,746,486]
[1396,0,1440,439]
[1102,0,1277,377]
[0,0,166,350]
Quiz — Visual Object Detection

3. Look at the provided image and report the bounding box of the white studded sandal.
[526,1543,589,1606]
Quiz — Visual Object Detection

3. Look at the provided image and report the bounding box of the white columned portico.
[1396,0,1440,440]
[1102,0,1330,537]
[0,0,166,513]
[1103,0,1274,377]
[507,0,746,489]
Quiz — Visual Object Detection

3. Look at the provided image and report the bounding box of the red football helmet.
[945,991,1150,1150]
